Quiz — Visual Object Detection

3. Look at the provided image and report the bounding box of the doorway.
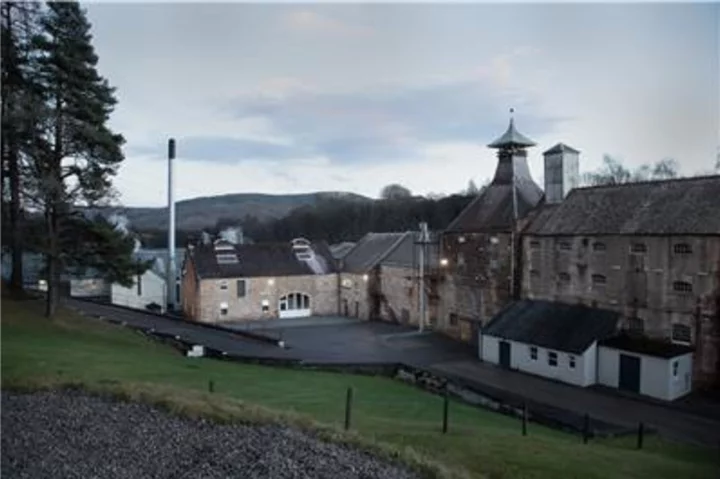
[618,354,641,393]
[499,340,511,368]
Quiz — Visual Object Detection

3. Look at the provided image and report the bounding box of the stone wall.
[195,273,339,323]
[522,234,720,387]
[181,259,200,320]
[339,272,370,319]
[436,231,516,342]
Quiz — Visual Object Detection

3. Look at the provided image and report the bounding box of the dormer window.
[630,243,647,254]
[592,242,606,252]
[216,253,239,265]
[673,243,692,255]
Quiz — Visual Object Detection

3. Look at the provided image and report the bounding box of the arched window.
[279,293,311,311]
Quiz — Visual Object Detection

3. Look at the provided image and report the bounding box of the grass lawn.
[2,297,718,479]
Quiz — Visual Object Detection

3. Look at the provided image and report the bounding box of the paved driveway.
[431,359,720,448]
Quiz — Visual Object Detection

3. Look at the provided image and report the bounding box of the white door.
[279,293,311,318]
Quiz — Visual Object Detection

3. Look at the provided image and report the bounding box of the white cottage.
[479,299,695,401]
[111,258,167,313]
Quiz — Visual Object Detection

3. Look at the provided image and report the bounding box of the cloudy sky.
[84,1,719,207]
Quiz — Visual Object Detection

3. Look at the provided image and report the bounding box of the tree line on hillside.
[1,2,144,316]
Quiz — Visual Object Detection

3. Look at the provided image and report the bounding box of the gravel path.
[2,391,420,479]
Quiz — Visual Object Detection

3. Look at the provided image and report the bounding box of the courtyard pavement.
[67,299,720,448]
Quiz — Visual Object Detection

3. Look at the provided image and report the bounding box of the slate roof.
[189,241,336,279]
[329,242,356,260]
[488,119,537,149]
[380,231,440,269]
[482,299,620,354]
[544,143,580,155]
[525,175,720,236]
[341,232,409,273]
[599,334,694,359]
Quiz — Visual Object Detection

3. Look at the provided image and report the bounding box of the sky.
[84,1,719,207]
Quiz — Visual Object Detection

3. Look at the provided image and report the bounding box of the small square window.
[558,241,571,251]
[673,243,692,255]
[219,302,228,316]
[529,346,538,360]
[219,281,228,290]
[569,355,576,369]
[548,351,558,367]
[449,313,458,326]
[630,243,647,254]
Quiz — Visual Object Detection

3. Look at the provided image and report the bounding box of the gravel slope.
[1,391,420,479]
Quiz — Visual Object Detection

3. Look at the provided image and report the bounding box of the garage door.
[279,293,311,318]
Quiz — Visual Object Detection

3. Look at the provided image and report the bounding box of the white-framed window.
[671,323,691,344]
[219,280,228,290]
[219,302,228,316]
[548,351,558,367]
[279,292,310,311]
[261,299,270,313]
[529,346,538,360]
[568,355,576,369]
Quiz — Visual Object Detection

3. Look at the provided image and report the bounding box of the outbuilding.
[597,335,694,401]
[480,300,619,387]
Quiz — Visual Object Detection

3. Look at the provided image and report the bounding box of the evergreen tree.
[1,1,42,293]
[31,1,126,317]
[466,179,479,195]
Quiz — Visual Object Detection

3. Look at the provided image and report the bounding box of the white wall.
[480,335,595,387]
[111,270,166,312]
[597,346,693,401]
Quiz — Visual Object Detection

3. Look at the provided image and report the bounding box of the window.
[592,242,606,252]
[261,299,270,313]
[341,278,353,289]
[673,243,692,255]
[558,272,571,282]
[529,346,538,360]
[236,279,246,298]
[219,280,228,290]
[530,269,540,278]
[671,324,691,344]
[591,274,607,285]
[279,293,310,311]
[630,243,647,253]
[136,274,142,296]
[672,360,679,377]
[548,351,558,367]
[568,355,576,369]
[530,240,541,249]
[215,253,239,264]
[449,313,458,326]
[558,241,571,251]
[219,302,228,316]
[673,281,693,294]
[626,317,645,335]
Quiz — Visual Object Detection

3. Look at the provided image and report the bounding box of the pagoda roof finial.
[488,108,536,149]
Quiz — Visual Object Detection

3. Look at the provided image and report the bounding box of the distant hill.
[84,191,371,231]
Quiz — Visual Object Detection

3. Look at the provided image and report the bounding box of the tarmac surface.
[67,299,720,448]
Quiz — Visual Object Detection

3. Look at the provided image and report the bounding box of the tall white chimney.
[543,143,580,204]
[167,138,177,311]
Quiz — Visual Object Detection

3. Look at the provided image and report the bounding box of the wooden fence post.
[442,384,449,434]
[637,422,644,450]
[522,401,528,436]
[344,387,354,431]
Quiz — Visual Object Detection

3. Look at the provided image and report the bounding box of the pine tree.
[1,1,42,294]
[31,1,126,317]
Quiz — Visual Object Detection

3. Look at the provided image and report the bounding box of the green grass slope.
[1,298,717,479]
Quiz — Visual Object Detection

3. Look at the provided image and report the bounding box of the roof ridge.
[573,174,720,194]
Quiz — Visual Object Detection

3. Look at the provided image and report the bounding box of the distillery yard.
[2,297,718,479]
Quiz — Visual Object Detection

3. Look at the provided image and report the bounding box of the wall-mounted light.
[267,278,275,286]
[440,258,449,267]
[362,274,369,281]
[490,236,499,245]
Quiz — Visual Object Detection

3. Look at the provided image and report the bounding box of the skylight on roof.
[216,253,239,265]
